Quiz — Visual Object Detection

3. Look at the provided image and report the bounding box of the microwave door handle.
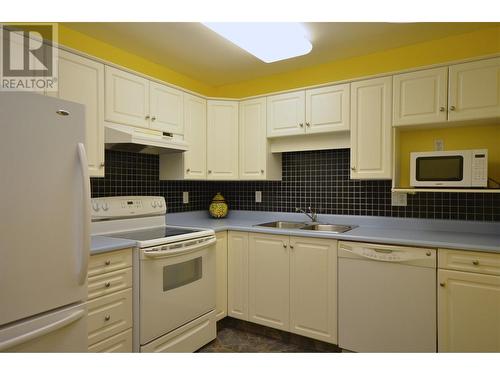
[143,236,217,258]
[77,143,91,285]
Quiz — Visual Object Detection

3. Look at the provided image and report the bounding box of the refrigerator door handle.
[0,309,85,351]
[77,143,91,285]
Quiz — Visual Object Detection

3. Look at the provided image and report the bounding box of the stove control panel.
[91,196,166,220]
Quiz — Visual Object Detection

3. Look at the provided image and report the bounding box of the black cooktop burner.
[109,226,201,241]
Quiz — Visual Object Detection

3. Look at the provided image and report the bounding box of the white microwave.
[410,149,488,188]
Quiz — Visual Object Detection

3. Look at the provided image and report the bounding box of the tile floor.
[197,318,340,353]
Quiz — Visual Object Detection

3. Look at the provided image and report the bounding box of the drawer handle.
[105,260,111,265]
[104,315,111,321]
[426,251,431,256]
[472,260,479,266]
[105,282,111,288]
[439,282,446,287]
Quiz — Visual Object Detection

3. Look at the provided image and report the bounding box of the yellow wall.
[57,25,213,96]
[398,124,500,188]
[212,26,500,98]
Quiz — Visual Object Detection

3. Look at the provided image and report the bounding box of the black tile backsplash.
[91,149,500,221]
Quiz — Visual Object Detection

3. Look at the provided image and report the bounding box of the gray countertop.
[91,235,137,255]
[165,210,500,253]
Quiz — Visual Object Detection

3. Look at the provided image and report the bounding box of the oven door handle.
[143,236,217,258]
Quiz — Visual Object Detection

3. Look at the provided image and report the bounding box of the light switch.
[391,192,407,207]
[434,139,444,151]
[255,191,262,203]
[183,191,189,204]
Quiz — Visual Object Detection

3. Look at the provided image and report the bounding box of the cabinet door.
[438,269,500,352]
[184,93,207,179]
[248,233,290,331]
[289,237,337,344]
[448,57,500,122]
[305,84,350,134]
[215,231,228,321]
[227,232,249,320]
[393,67,448,126]
[350,76,393,179]
[207,100,239,180]
[267,91,305,137]
[239,98,267,180]
[104,66,149,128]
[53,50,105,177]
[149,81,184,134]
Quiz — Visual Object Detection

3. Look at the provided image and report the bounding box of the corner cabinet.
[207,100,239,180]
[160,93,206,180]
[215,231,228,321]
[48,50,105,177]
[239,98,281,180]
[438,248,500,352]
[350,76,393,179]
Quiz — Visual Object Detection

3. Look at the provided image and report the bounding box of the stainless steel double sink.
[255,221,355,233]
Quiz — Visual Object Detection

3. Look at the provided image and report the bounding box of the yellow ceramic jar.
[209,192,228,218]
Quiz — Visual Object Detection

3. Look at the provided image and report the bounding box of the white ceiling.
[64,22,497,87]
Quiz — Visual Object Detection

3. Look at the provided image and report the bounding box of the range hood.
[105,123,188,154]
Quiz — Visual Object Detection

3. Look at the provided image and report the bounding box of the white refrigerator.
[0,92,90,352]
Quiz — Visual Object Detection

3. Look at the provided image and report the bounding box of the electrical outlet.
[255,191,262,203]
[182,191,189,204]
[434,139,444,151]
[391,192,407,207]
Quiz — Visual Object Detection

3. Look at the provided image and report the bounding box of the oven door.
[139,236,216,345]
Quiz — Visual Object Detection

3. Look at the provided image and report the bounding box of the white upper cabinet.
[350,76,393,179]
[159,93,206,180]
[239,98,282,180]
[52,50,105,177]
[305,84,350,133]
[393,67,448,126]
[448,57,500,122]
[207,100,239,180]
[105,66,149,128]
[267,91,305,137]
[149,81,184,134]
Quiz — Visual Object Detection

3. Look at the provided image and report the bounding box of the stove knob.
[92,202,100,211]
[102,202,109,211]
[158,201,163,208]
[151,201,157,208]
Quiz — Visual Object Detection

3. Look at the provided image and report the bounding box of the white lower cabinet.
[227,231,337,344]
[248,233,290,330]
[289,236,337,344]
[215,231,228,321]
[227,231,249,320]
[86,248,133,352]
[438,249,500,352]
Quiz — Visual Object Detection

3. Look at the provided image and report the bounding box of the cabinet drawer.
[87,289,132,346]
[88,248,132,277]
[87,328,132,353]
[439,249,500,276]
[87,267,132,300]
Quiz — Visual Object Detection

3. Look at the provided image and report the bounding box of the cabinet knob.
[104,315,111,321]
[439,282,446,287]
[208,170,212,174]
[306,122,310,127]
[261,169,264,174]
[145,115,150,120]
[100,162,105,167]
[426,251,432,256]
[186,168,190,173]
[351,166,356,171]
[299,123,304,127]
[283,243,287,248]
[439,106,445,112]
[449,105,456,111]
[105,281,111,288]
[151,116,156,121]
[104,260,111,266]
[472,260,479,266]
[289,244,294,249]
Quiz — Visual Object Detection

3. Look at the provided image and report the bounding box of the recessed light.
[202,22,312,63]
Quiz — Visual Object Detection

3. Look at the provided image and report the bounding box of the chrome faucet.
[295,206,319,223]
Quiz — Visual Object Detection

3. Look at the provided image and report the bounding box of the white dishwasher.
[338,241,436,353]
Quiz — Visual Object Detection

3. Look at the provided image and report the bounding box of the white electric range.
[91,196,217,353]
